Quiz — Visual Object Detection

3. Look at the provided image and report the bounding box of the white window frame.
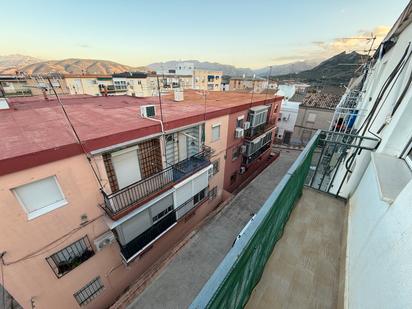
[13,176,67,220]
[404,141,412,169]
[211,124,221,142]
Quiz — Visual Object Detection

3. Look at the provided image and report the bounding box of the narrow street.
[127,149,301,309]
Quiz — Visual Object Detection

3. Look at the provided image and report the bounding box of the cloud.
[77,44,91,48]
[268,26,391,65]
[313,25,390,55]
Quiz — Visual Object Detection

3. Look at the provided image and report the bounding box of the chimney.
[42,88,49,100]
[174,88,184,102]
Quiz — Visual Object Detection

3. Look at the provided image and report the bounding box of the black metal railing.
[244,120,276,139]
[101,147,211,218]
[305,130,379,196]
[46,236,94,278]
[242,142,271,165]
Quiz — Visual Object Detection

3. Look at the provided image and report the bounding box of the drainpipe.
[142,116,168,168]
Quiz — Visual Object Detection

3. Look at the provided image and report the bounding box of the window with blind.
[212,124,221,141]
[13,176,67,220]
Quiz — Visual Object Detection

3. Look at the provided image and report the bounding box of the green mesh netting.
[203,139,317,309]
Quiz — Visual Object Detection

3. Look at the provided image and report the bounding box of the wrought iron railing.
[305,130,379,196]
[244,120,276,140]
[101,147,211,219]
[242,142,271,165]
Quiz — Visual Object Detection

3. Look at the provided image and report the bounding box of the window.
[232,146,241,161]
[212,160,220,175]
[236,116,244,128]
[13,176,67,220]
[212,124,221,142]
[46,236,94,278]
[209,186,218,200]
[230,173,237,185]
[74,277,104,306]
[152,205,174,223]
[194,188,207,205]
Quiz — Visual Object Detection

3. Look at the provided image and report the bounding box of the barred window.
[46,236,94,278]
[74,277,104,306]
[212,160,220,175]
[209,186,218,200]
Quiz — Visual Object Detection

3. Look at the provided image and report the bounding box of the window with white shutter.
[13,176,67,220]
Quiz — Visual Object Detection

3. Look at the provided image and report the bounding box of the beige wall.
[194,70,222,91]
[291,106,334,145]
[65,77,100,96]
[205,115,229,205]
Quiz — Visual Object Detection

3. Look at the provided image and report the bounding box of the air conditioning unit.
[240,145,247,154]
[140,105,156,118]
[94,231,116,251]
[235,128,244,138]
[240,166,246,174]
[243,121,251,130]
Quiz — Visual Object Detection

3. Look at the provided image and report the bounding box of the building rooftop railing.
[190,129,379,308]
[189,131,320,309]
[101,147,212,220]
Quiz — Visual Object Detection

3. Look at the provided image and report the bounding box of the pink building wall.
[0,125,228,308]
[224,99,281,192]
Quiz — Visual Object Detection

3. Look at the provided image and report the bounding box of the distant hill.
[148,59,322,77]
[274,52,366,86]
[0,56,150,75]
[0,54,43,73]
[254,60,321,77]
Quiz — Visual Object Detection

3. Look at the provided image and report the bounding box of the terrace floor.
[126,149,301,309]
[246,188,346,309]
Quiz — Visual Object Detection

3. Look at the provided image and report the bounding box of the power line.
[47,77,104,190]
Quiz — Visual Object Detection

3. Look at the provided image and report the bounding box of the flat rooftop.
[0,91,281,175]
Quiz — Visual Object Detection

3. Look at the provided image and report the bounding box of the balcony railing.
[101,147,212,219]
[190,131,319,309]
[244,120,276,140]
[242,141,271,165]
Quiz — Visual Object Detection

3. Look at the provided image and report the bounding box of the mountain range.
[0,54,320,76]
[0,56,149,75]
[147,59,320,77]
[274,51,366,86]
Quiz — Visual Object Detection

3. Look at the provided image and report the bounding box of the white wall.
[347,162,412,309]
[277,101,299,138]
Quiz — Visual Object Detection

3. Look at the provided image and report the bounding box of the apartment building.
[64,74,118,96]
[276,100,300,144]
[0,74,68,97]
[191,2,412,308]
[229,76,268,93]
[112,72,159,97]
[193,69,223,91]
[0,90,280,308]
[224,99,281,192]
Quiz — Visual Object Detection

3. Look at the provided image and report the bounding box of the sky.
[1,0,409,68]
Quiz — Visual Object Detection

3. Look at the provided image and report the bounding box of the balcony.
[244,120,276,140]
[190,130,378,309]
[242,141,271,165]
[101,148,211,220]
